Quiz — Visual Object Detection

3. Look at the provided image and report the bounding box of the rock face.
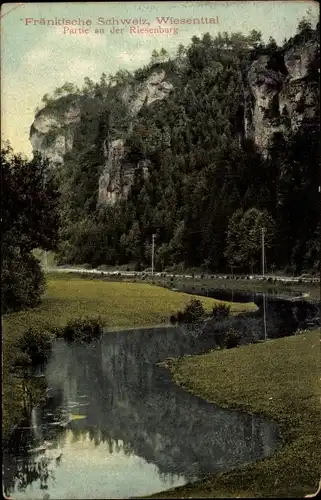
[98,69,173,205]
[30,102,81,165]
[246,40,319,153]
[30,38,319,204]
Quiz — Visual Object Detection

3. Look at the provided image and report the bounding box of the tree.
[224,208,244,267]
[42,93,50,104]
[61,82,78,94]
[1,144,60,312]
[249,29,263,48]
[82,76,95,94]
[151,49,159,64]
[297,18,313,42]
[159,47,169,62]
[176,44,186,59]
[225,208,276,271]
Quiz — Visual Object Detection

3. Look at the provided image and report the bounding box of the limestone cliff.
[30,100,82,165]
[30,68,174,204]
[97,69,173,205]
[246,39,319,153]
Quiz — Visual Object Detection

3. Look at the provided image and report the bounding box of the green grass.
[3,274,251,438]
[151,331,321,498]
[3,274,252,337]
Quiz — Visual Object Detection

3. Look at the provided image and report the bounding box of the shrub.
[212,303,231,319]
[170,314,177,324]
[18,327,53,364]
[1,248,45,313]
[59,316,104,343]
[184,298,205,322]
[223,328,241,349]
[175,299,205,324]
[177,310,185,323]
[10,351,32,371]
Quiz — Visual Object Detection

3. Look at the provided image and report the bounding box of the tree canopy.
[1,144,60,312]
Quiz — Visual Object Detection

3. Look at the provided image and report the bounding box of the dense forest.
[33,20,320,275]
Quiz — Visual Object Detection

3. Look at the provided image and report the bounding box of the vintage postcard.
[1,1,320,499]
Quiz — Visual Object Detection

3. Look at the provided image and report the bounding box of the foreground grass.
[3,274,250,438]
[151,331,321,498]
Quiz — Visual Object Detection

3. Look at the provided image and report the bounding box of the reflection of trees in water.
[3,385,66,496]
[5,329,280,496]
[55,329,279,481]
[70,427,88,444]
[4,453,56,496]
[67,425,135,457]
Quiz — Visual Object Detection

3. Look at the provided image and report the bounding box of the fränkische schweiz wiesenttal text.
[23,16,219,35]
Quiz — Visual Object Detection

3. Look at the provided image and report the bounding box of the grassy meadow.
[3,273,253,337]
[152,330,321,498]
[3,273,251,438]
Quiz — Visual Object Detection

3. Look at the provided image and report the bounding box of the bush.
[223,328,241,349]
[170,314,177,324]
[212,303,231,319]
[1,248,45,313]
[18,327,53,364]
[176,311,184,322]
[175,299,205,324]
[184,299,205,323]
[59,316,104,343]
[10,351,32,371]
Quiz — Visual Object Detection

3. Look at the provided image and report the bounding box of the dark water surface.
[3,325,282,499]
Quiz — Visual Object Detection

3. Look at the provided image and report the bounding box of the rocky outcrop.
[246,39,319,153]
[279,40,319,129]
[30,102,81,165]
[98,69,173,204]
[30,69,174,205]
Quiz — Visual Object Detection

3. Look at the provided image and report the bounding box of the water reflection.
[4,327,281,499]
[192,288,319,341]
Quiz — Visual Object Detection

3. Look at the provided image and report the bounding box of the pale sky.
[1,1,319,157]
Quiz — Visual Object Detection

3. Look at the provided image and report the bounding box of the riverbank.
[42,265,320,301]
[3,274,248,438]
[151,330,321,498]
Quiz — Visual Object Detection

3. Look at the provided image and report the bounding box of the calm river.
[3,325,281,499]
